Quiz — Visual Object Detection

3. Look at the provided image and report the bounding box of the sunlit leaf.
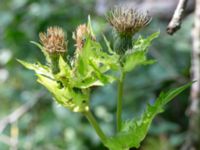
[17,59,53,78]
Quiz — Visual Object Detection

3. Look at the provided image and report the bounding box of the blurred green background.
[0,0,192,149]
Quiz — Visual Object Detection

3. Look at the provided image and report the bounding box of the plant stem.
[117,70,125,132]
[83,110,107,144]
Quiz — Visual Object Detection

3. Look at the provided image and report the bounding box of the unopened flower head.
[74,24,95,51]
[39,27,67,54]
[106,6,151,37]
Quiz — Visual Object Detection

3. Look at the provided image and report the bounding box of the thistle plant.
[19,6,191,150]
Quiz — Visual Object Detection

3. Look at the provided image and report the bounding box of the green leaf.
[123,32,159,72]
[89,59,115,84]
[75,77,104,88]
[75,37,118,88]
[132,32,160,52]
[54,56,72,87]
[75,38,95,77]
[37,74,90,112]
[58,56,71,76]
[17,59,53,78]
[105,82,192,150]
[123,51,149,72]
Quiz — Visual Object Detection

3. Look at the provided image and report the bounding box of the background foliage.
[0,0,192,149]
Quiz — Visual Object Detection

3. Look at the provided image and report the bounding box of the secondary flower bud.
[106,6,151,37]
[73,24,95,51]
[39,27,67,74]
[39,26,67,54]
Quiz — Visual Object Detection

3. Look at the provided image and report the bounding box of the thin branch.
[166,0,188,35]
[0,92,44,133]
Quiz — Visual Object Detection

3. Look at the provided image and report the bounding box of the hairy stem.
[117,70,125,132]
[83,110,107,144]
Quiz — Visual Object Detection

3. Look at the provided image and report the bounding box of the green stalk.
[117,70,125,132]
[83,110,107,144]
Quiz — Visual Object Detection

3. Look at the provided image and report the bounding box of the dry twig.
[166,0,188,35]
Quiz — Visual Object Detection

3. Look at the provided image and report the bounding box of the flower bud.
[39,26,67,54]
[39,27,67,74]
[106,6,151,37]
[73,24,95,51]
[106,6,151,55]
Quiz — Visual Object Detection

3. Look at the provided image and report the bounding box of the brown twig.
[166,0,188,35]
